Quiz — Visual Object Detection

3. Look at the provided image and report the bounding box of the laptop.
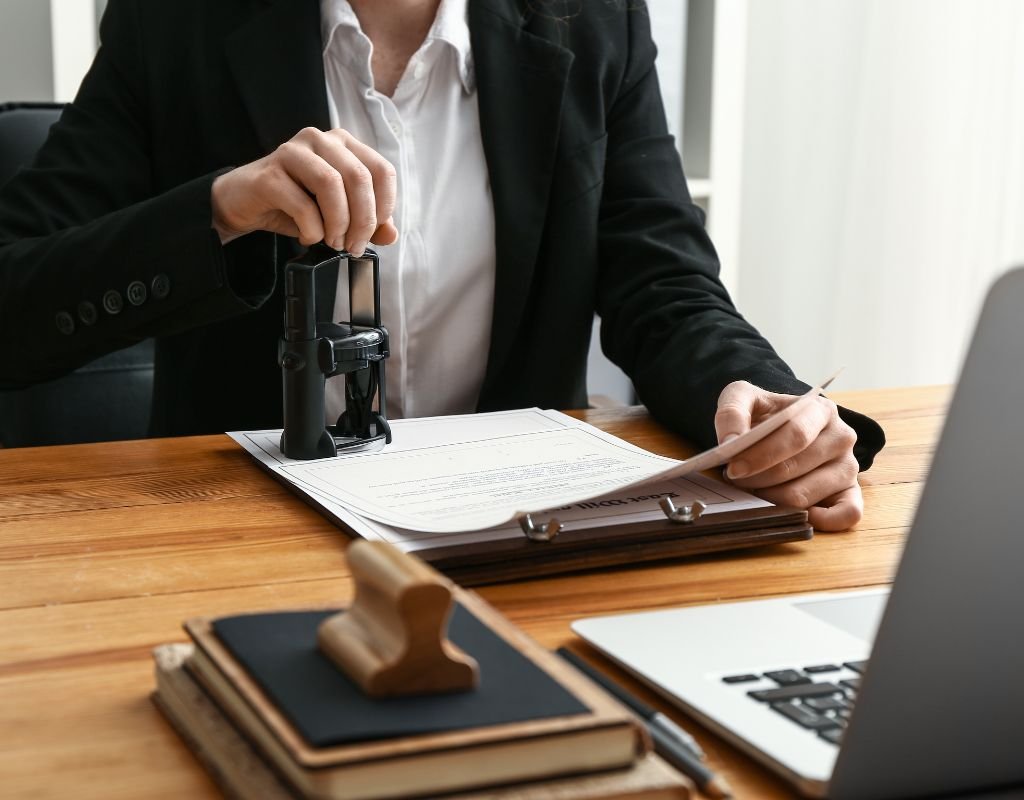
[572,267,1024,799]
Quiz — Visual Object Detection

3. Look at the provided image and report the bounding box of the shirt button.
[77,300,98,326]
[55,311,75,335]
[151,273,171,300]
[102,289,124,315]
[127,280,148,306]
[413,61,426,80]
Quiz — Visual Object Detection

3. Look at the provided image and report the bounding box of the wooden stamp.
[317,541,480,697]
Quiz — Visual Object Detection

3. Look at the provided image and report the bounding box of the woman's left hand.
[714,381,863,531]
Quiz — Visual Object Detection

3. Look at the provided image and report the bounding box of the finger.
[329,146,379,255]
[730,418,856,489]
[275,141,349,248]
[336,133,398,240]
[261,210,301,240]
[714,381,760,443]
[749,455,859,511]
[309,132,383,249]
[725,395,833,479]
[317,130,393,255]
[807,485,864,532]
[264,169,325,245]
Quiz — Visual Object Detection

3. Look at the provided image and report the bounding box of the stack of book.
[152,587,691,799]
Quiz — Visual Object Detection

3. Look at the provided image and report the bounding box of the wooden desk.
[0,386,948,799]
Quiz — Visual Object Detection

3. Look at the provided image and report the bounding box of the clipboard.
[237,424,812,586]
[421,504,811,585]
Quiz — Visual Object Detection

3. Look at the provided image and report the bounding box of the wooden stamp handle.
[318,541,480,697]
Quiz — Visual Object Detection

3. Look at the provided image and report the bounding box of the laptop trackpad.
[793,590,889,644]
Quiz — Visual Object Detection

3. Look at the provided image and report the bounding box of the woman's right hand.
[211,127,398,255]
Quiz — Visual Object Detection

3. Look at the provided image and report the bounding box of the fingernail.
[722,433,739,444]
[726,460,749,479]
[347,240,367,257]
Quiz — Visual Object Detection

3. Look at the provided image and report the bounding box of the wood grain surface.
[0,386,950,799]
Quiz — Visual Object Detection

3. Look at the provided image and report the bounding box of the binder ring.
[518,514,562,542]
[659,497,707,524]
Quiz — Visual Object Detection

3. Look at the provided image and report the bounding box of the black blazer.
[0,0,883,464]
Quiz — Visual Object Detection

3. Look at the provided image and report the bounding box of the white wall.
[50,0,98,101]
[737,0,1024,390]
[0,0,98,103]
[0,0,55,102]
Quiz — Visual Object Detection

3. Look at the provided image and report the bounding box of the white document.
[229,379,827,548]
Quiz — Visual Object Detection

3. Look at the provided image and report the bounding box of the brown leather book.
[160,588,686,800]
[153,642,690,800]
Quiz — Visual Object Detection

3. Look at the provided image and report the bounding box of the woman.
[0,0,883,529]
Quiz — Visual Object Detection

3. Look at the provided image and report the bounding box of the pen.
[556,647,733,799]
[556,647,705,757]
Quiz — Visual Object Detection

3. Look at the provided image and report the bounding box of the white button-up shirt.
[320,0,496,422]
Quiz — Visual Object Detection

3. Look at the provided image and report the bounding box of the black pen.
[556,647,733,799]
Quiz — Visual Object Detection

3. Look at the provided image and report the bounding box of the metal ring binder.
[659,497,707,524]
[518,514,563,542]
[520,498,706,542]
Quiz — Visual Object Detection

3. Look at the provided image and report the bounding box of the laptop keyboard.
[721,660,868,745]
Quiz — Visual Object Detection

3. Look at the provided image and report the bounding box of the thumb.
[714,381,760,444]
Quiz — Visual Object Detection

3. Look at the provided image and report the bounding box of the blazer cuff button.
[77,301,98,326]
[102,289,124,315]
[55,311,75,335]
[151,274,171,300]
[127,280,148,306]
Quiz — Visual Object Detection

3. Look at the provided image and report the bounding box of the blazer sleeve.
[594,7,884,470]
[0,0,276,389]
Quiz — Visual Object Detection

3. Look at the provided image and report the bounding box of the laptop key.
[840,677,862,691]
[721,673,761,684]
[771,702,841,730]
[749,682,843,702]
[819,727,845,745]
[804,696,847,712]
[764,669,811,686]
[804,664,840,674]
[843,660,869,674]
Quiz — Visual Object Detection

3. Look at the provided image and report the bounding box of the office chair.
[0,102,155,447]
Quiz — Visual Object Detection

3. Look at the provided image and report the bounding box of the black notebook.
[213,604,589,747]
